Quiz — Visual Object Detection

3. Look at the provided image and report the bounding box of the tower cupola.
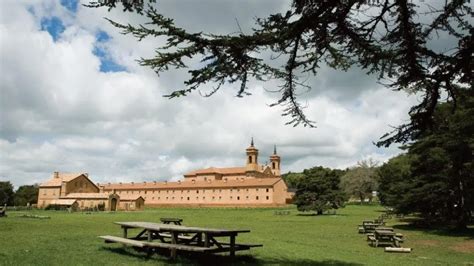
[246,137,259,172]
[269,144,281,176]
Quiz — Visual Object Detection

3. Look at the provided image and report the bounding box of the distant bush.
[45,204,69,211]
[6,206,37,211]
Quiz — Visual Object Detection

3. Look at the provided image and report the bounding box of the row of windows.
[117,188,271,194]
[145,195,270,201]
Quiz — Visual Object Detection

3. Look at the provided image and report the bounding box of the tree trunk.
[317,210,323,215]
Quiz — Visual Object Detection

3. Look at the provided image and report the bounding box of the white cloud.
[0,0,416,187]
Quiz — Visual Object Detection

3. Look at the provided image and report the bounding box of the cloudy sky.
[0,0,421,187]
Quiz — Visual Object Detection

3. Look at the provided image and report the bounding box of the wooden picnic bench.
[367,229,403,248]
[358,220,386,233]
[365,227,404,242]
[160,218,183,225]
[100,221,262,259]
[274,210,290,216]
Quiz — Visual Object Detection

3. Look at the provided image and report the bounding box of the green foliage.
[45,204,70,211]
[0,181,15,206]
[341,159,379,203]
[14,185,39,206]
[281,171,304,189]
[89,1,472,145]
[378,95,474,228]
[377,153,412,207]
[294,166,347,214]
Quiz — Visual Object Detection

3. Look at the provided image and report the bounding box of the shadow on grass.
[101,247,362,265]
[393,223,474,239]
[296,213,348,217]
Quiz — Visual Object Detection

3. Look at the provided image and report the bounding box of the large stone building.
[37,140,292,209]
[37,172,144,211]
[100,140,292,206]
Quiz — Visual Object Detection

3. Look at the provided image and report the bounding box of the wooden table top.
[375,229,395,236]
[115,221,251,234]
[376,226,394,231]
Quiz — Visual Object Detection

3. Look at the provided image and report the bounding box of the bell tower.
[270,145,281,176]
[246,138,259,173]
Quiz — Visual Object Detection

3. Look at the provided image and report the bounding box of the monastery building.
[37,140,292,209]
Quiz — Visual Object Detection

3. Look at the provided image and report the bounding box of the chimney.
[131,182,134,186]
[54,172,59,179]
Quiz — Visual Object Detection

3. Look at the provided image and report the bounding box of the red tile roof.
[119,195,144,201]
[40,173,86,187]
[184,167,247,176]
[49,199,78,205]
[101,178,282,190]
[62,193,109,199]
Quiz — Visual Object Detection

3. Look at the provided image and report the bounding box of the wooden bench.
[100,235,146,248]
[274,210,290,215]
[160,218,183,225]
[100,235,218,253]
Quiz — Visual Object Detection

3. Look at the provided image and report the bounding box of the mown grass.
[0,205,472,265]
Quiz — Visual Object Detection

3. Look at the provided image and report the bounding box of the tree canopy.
[341,159,379,203]
[14,185,39,206]
[0,181,14,206]
[87,0,472,146]
[378,96,474,228]
[293,166,347,214]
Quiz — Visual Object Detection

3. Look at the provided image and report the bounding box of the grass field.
[0,205,473,265]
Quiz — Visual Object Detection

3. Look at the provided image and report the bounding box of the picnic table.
[358,220,386,233]
[99,221,262,259]
[365,227,404,241]
[367,229,403,247]
[160,218,183,225]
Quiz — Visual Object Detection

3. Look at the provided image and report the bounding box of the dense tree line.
[378,97,474,228]
[0,181,39,206]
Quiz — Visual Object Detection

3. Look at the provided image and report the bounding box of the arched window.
[272,162,276,169]
[248,156,252,163]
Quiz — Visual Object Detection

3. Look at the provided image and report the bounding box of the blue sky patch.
[60,0,78,13]
[93,30,126,72]
[40,17,65,41]
[96,30,111,42]
[93,46,127,73]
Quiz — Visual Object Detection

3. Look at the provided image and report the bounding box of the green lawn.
[0,205,472,265]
